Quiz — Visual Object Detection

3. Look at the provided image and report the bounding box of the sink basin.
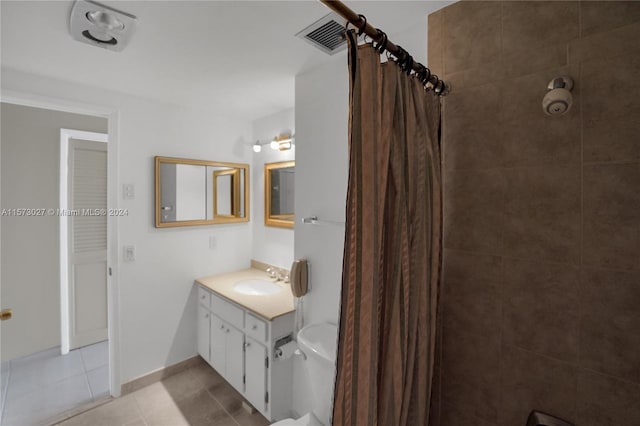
[233,279,283,296]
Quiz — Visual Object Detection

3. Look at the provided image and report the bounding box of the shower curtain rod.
[319,0,448,95]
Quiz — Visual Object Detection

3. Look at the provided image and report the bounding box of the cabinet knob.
[201,295,206,299]
[252,325,258,330]
[205,314,209,318]
[226,328,230,333]
[246,342,251,347]
[220,324,225,330]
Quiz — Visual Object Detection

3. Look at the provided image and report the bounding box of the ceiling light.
[253,141,262,153]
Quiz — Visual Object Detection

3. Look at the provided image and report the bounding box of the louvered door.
[68,138,108,349]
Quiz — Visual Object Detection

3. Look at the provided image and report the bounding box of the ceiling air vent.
[69,0,137,52]
[295,13,347,55]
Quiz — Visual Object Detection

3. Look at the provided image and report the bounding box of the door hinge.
[265,391,269,404]
[108,267,112,276]
[0,309,12,321]
[243,374,245,384]
[265,357,269,369]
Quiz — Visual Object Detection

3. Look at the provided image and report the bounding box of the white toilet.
[271,322,338,426]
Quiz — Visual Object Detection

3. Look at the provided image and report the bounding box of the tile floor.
[1,341,109,426]
[56,362,270,426]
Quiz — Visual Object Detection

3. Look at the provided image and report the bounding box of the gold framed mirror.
[213,169,240,218]
[155,156,249,227]
[264,161,295,229]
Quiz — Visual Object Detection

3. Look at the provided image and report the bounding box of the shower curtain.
[332,31,442,426]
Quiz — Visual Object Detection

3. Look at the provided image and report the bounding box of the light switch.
[123,245,136,262]
[123,184,135,200]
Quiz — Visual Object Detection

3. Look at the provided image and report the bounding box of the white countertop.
[195,268,295,321]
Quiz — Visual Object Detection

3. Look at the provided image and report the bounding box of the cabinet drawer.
[198,286,211,309]
[211,293,244,330]
[245,313,267,343]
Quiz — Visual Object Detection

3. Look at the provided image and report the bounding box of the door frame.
[1,90,122,397]
[60,129,108,354]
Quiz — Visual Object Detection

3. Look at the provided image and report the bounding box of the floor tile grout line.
[84,369,94,401]
[3,352,92,425]
[3,374,94,426]
[5,369,91,403]
[79,347,88,374]
[129,388,148,425]
[0,367,11,426]
[203,382,242,426]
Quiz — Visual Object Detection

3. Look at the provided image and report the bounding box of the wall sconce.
[252,133,294,153]
[271,133,294,151]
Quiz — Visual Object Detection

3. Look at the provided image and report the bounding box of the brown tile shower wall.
[428,2,640,426]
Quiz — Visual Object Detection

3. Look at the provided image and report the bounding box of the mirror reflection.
[264,161,295,228]
[155,157,249,227]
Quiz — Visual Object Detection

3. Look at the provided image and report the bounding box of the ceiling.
[1,1,451,120]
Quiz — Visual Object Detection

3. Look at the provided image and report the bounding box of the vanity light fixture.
[270,134,294,151]
[277,140,292,151]
[252,133,294,153]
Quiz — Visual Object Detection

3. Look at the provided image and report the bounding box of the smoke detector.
[70,0,137,52]
[296,13,347,55]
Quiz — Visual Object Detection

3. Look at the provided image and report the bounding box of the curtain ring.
[374,29,388,54]
[395,46,413,74]
[404,55,414,75]
[356,14,367,36]
[417,65,428,83]
[344,19,354,32]
[421,67,432,85]
[433,78,444,95]
[394,45,405,65]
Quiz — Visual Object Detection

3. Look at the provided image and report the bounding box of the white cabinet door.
[226,325,245,393]
[210,315,226,373]
[245,336,267,412]
[197,305,210,363]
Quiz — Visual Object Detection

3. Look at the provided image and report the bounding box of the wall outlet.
[123,184,135,200]
[123,245,136,262]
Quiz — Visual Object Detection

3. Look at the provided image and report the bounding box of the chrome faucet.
[266,267,277,280]
[278,269,290,283]
[266,266,289,283]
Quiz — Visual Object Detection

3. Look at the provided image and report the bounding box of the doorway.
[60,130,109,353]
[0,103,114,425]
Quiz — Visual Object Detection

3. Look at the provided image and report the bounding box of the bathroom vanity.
[195,268,295,421]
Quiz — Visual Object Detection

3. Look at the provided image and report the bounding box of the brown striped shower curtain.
[332,32,442,426]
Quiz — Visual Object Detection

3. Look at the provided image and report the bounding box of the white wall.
[251,108,295,269]
[292,56,349,416]
[0,103,108,361]
[1,68,254,382]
